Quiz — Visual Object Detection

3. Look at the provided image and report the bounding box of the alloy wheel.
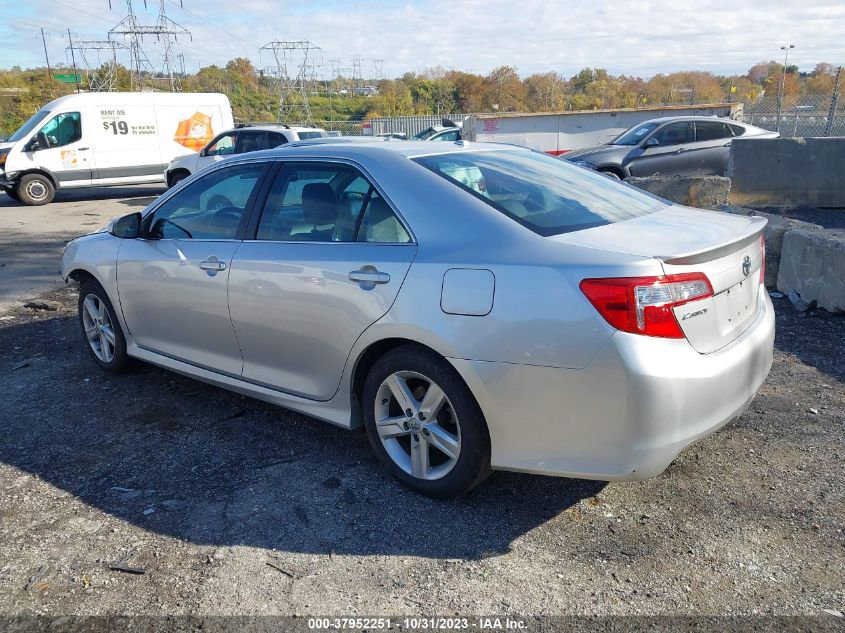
[81,294,116,363]
[373,371,461,481]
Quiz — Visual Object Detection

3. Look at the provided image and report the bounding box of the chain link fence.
[738,90,844,137]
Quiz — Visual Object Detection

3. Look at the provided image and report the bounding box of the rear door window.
[695,121,733,142]
[255,162,410,243]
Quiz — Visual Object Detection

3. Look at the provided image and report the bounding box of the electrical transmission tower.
[259,40,321,124]
[351,54,362,92]
[372,58,384,83]
[66,39,129,91]
[110,0,190,91]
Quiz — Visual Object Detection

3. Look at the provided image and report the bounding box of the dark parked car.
[561,116,778,179]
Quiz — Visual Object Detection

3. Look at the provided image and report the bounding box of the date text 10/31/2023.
[307,617,528,630]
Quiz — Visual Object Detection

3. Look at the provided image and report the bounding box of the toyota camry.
[61,140,774,498]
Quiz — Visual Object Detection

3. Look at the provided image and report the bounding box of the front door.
[229,161,417,400]
[116,161,268,375]
[196,131,239,172]
[30,111,94,186]
[627,121,693,177]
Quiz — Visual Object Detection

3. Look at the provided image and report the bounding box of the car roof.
[233,124,327,133]
[232,139,526,162]
[636,115,747,126]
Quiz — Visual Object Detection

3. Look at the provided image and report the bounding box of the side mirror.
[110,212,141,239]
[26,138,42,152]
[645,137,660,147]
[199,147,208,157]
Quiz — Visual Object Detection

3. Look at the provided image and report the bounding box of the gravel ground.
[755,206,845,230]
[0,286,842,625]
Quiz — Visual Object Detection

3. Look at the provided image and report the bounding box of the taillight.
[580,273,713,338]
[759,235,766,285]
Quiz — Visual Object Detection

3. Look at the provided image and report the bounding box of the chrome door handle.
[349,269,390,284]
[199,258,226,271]
[77,147,90,151]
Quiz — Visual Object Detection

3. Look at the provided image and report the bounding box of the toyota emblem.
[741,255,752,277]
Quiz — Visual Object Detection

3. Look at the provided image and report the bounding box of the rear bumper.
[450,286,775,480]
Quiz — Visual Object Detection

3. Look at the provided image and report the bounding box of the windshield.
[413,149,667,236]
[611,122,660,146]
[8,110,51,143]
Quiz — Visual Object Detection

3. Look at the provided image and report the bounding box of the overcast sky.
[1,0,843,78]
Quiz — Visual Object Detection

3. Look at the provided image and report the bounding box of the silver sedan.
[61,140,775,498]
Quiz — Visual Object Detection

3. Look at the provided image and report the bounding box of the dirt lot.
[0,189,843,627]
[0,187,163,307]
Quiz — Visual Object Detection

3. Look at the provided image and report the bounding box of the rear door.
[93,101,164,184]
[628,121,693,177]
[117,161,268,375]
[687,120,735,175]
[228,161,417,400]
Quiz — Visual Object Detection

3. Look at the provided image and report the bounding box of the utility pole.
[776,43,795,133]
[825,66,841,137]
[67,30,81,93]
[41,28,52,80]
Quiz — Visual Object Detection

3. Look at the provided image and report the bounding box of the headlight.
[0,148,9,169]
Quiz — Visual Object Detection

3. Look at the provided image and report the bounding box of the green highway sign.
[54,73,81,83]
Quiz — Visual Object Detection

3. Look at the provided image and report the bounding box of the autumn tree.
[485,66,525,111]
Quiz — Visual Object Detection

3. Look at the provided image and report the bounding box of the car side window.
[356,191,411,244]
[236,131,265,154]
[650,122,691,147]
[205,133,237,156]
[266,132,288,148]
[695,121,732,142]
[432,130,459,142]
[146,162,266,240]
[38,112,81,148]
[255,163,410,243]
[728,123,745,137]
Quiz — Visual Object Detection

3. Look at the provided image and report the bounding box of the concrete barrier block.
[777,229,845,312]
[625,176,731,208]
[730,137,845,207]
[717,208,823,287]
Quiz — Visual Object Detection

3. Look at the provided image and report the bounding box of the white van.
[0,92,233,205]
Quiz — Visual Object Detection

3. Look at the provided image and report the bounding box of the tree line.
[0,59,840,135]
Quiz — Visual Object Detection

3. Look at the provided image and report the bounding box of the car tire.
[168,170,190,188]
[1,186,20,201]
[78,281,131,373]
[362,344,492,498]
[599,168,622,180]
[17,173,55,205]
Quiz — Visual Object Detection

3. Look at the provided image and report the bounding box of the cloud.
[2,0,844,77]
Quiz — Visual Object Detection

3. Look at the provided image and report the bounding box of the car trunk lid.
[553,206,767,353]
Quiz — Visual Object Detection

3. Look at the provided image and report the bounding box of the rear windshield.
[297,131,326,140]
[413,149,667,236]
[8,109,50,143]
